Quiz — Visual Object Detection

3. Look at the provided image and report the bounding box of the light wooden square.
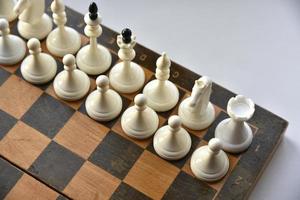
[54,112,109,159]
[124,151,180,200]
[0,75,43,119]
[0,121,51,169]
[64,161,121,200]
[5,174,59,200]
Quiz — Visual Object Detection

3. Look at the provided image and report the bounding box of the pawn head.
[168,115,181,130]
[0,19,9,32]
[121,28,132,44]
[134,94,147,107]
[208,138,222,153]
[27,38,41,52]
[96,75,109,88]
[63,54,76,70]
[89,2,98,20]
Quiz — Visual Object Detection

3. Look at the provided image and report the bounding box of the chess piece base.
[190,146,229,182]
[179,100,215,130]
[109,62,145,93]
[0,35,26,65]
[215,119,253,153]
[53,70,90,101]
[121,107,159,139]
[76,44,112,75]
[143,80,179,112]
[85,90,122,121]
[46,27,81,57]
[17,13,53,40]
[153,126,191,160]
[20,54,57,84]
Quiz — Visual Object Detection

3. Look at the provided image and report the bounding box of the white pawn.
[0,18,26,65]
[76,2,111,75]
[143,52,179,112]
[46,0,81,57]
[178,76,215,130]
[215,95,255,153]
[0,0,17,22]
[21,38,57,84]
[121,94,159,139]
[53,54,90,101]
[85,75,122,121]
[190,138,229,182]
[14,0,52,40]
[109,28,145,93]
[153,115,191,160]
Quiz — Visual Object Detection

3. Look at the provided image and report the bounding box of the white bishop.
[143,52,179,112]
[46,0,81,57]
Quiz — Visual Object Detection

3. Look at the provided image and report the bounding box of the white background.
[64,0,300,199]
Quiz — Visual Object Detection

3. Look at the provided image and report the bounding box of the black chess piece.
[89,2,98,20]
[122,28,132,44]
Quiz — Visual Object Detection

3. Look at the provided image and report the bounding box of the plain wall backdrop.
[64,0,300,199]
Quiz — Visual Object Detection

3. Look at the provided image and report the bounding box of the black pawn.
[89,2,98,20]
[122,28,132,44]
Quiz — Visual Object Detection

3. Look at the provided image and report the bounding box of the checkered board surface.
[0,1,288,200]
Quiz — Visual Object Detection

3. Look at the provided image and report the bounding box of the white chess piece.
[109,28,145,93]
[153,115,191,160]
[0,0,17,22]
[190,138,229,182]
[53,54,90,101]
[85,75,122,121]
[121,94,159,139]
[143,52,179,112]
[14,0,52,40]
[21,38,57,84]
[46,0,81,57]
[76,2,111,75]
[178,76,215,130]
[0,18,26,65]
[215,95,255,153]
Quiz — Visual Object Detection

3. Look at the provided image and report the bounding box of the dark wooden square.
[0,158,23,199]
[111,182,151,200]
[89,131,143,179]
[28,141,84,191]
[0,67,10,86]
[162,171,216,200]
[21,93,75,138]
[0,109,17,140]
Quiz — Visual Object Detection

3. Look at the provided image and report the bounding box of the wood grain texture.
[0,121,51,169]
[5,174,59,200]
[64,161,120,200]
[54,112,109,159]
[0,75,42,119]
[124,151,180,200]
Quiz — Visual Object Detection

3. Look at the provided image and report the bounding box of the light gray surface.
[64,0,300,199]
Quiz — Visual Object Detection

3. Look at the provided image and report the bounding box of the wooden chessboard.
[0,1,288,200]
